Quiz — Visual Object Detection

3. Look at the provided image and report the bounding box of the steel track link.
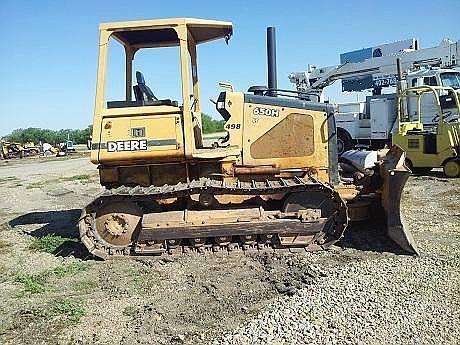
[79,176,348,259]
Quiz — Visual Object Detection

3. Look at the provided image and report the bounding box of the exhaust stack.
[267,27,277,96]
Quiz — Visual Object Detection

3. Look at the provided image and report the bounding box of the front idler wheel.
[94,201,143,252]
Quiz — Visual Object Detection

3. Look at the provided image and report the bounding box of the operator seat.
[107,71,178,108]
[134,71,158,103]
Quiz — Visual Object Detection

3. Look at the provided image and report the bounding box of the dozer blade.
[378,145,418,255]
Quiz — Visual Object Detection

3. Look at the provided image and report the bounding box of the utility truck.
[289,38,460,154]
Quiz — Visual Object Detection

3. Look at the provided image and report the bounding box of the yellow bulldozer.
[0,141,41,160]
[80,18,416,259]
[0,141,24,159]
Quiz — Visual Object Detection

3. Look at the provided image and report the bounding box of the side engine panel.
[241,95,332,178]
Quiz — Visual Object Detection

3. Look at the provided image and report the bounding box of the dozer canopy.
[100,18,233,48]
[91,18,233,163]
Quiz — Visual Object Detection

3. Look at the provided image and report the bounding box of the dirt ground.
[0,156,458,344]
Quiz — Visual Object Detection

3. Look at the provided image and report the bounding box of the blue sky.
[0,0,458,136]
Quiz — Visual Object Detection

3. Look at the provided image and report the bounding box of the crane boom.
[289,38,460,96]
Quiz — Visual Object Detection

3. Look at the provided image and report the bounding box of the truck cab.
[406,69,460,126]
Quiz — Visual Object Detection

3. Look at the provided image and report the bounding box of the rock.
[171,334,185,343]
[46,187,72,196]
[161,256,175,263]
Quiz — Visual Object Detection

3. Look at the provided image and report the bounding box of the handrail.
[398,85,460,125]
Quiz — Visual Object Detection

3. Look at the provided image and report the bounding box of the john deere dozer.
[80,18,416,259]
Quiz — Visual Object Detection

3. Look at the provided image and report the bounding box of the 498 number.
[225,123,241,130]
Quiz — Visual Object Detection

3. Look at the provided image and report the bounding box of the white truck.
[289,38,460,154]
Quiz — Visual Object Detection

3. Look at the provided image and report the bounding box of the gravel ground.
[215,173,460,345]
[215,254,459,344]
[0,158,458,344]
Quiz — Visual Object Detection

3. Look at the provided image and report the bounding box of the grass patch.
[14,274,47,294]
[0,176,19,183]
[29,234,68,253]
[1,299,85,340]
[14,262,89,295]
[18,299,85,324]
[51,262,87,278]
[26,181,45,189]
[73,279,98,293]
[60,174,91,182]
[25,174,93,189]
[122,305,138,317]
[48,299,86,322]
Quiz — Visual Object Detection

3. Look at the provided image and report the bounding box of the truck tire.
[337,130,353,155]
[443,159,460,178]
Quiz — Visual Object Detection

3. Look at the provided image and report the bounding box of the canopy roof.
[100,18,233,47]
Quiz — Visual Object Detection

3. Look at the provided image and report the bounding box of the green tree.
[201,113,225,134]
[4,125,93,145]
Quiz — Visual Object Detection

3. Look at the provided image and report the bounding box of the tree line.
[2,126,93,145]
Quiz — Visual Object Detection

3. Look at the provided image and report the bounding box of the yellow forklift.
[393,85,460,177]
